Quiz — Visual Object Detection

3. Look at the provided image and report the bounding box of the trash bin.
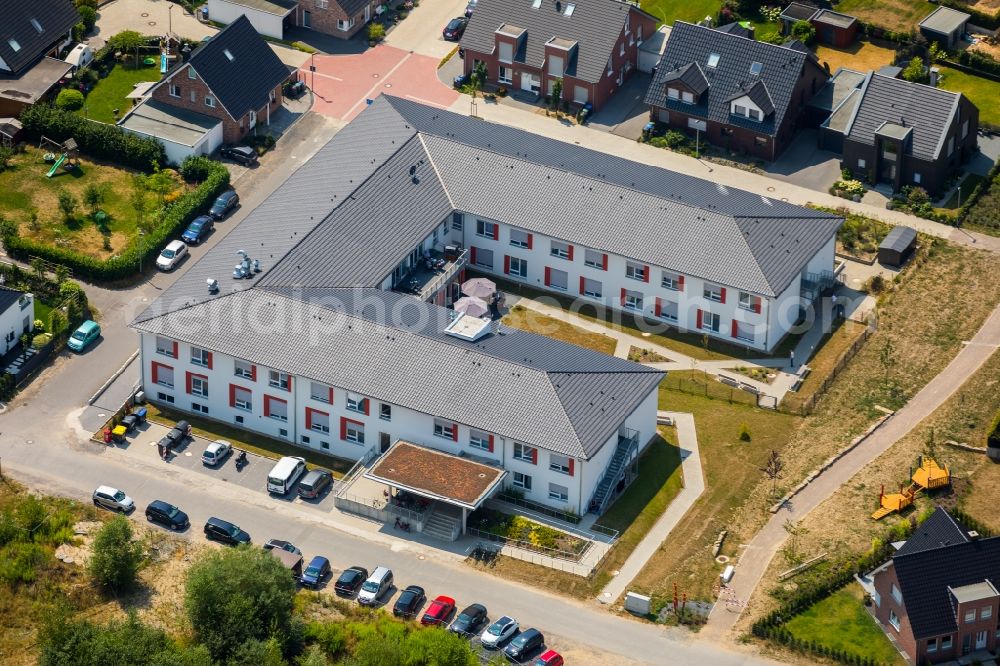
[112,425,127,443]
[642,122,655,141]
[201,7,208,20]
[103,428,112,444]
[134,407,147,424]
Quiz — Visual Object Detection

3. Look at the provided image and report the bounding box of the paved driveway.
[304,45,458,121]
[764,129,842,193]
[385,0,470,58]
[587,73,652,140]
[96,0,208,41]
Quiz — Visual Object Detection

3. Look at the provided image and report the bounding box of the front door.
[521,73,539,93]
[379,433,391,454]
[248,109,257,130]
[976,630,988,650]
[962,634,971,655]
[303,10,311,27]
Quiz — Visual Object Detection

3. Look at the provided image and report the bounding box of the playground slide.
[46,153,67,178]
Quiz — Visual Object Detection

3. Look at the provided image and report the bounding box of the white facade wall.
[1,293,34,355]
[138,332,658,513]
[455,213,835,352]
[207,0,288,39]
[120,121,223,168]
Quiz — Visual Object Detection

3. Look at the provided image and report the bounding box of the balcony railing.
[420,248,469,302]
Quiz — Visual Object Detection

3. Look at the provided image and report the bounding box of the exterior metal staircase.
[588,429,640,516]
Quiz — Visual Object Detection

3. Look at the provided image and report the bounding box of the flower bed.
[467,508,589,560]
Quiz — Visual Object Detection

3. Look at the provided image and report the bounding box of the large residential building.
[868,508,1000,664]
[0,0,79,117]
[459,0,657,111]
[818,71,979,196]
[645,21,829,161]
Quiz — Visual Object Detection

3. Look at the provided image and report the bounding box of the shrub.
[78,5,98,32]
[791,20,816,46]
[57,190,77,221]
[55,89,85,111]
[368,22,385,42]
[988,410,1000,449]
[180,155,214,183]
[75,0,98,7]
[0,145,13,172]
[902,56,927,84]
[738,423,752,442]
[89,515,144,593]
[905,185,930,206]
[865,274,886,294]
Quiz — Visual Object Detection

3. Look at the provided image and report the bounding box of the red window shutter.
[452,424,458,442]
[643,266,650,283]
[678,274,685,291]
[340,417,347,440]
[229,384,237,408]
[470,246,477,265]
[531,448,537,465]
[206,352,213,370]
[488,434,495,453]
[363,398,370,416]
[151,362,159,385]
[732,320,739,338]
[579,276,586,295]
[601,254,608,271]
[620,288,626,306]
[568,459,575,476]
[696,309,703,329]
[526,233,533,249]
[171,341,178,358]
[753,297,762,314]
[719,288,727,304]
[654,298,662,317]
[492,224,499,241]
[504,255,510,274]
[544,266,551,286]
[264,396,271,417]
[305,408,313,431]
[287,376,293,392]
[185,372,193,394]
[567,245,574,261]
[328,387,334,404]
[250,365,257,382]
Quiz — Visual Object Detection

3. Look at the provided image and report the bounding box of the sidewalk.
[599,411,704,604]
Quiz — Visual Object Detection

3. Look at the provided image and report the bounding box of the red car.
[420,595,456,626]
[534,650,564,666]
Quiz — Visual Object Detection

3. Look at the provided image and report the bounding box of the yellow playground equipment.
[872,456,951,520]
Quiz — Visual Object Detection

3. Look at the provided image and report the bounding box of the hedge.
[939,0,1000,30]
[1,161,229,282]
[19,105,165,172]
[956,50,1000,80]
[959,158,1000,228]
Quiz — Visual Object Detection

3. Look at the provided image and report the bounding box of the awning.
[364,440,507,511]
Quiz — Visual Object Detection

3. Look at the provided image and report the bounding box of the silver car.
[92,485,135,513]
[202,440,233,466]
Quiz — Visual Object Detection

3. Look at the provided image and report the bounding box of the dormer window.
[748,108,760,121]
[750,61,762,76]
[30,18,43,33]
[498,41,513,64]
[707,52,720,68]
[682,91,694,104]
[564,3,575,15]
[667,87,679,100]
[223,48,234,61]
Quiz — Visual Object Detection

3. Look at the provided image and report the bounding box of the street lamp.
[139,230,146,274]
[168,4,173,37]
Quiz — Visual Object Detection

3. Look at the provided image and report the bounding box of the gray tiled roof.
[182,15,290,120]
[715,22,753,39]
[0,0,80,74]
[844,73,962,161]
[459,0,644,84]
[134,287,662,459]
[645,21,817,138]
[661,62,709,95]
[919,6,969,35]
[727,79,774,115]
[895,507,969,557]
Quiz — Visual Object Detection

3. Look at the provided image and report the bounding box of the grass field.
[78,62,162,124]
[502,304,618,355]
[641,0,719,25]
[936,173,986,214]
[815,42,895,75]
[781,319,869,413]
[938,65,1000,126]
[835,0,928,33]
[785,586,906,665]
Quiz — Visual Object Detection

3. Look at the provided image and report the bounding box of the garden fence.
[466,526,592,565]
[779,327,872,416]
[491,492,582,524]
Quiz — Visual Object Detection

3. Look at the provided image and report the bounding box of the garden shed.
[878,226,917,267]
[919,6,970,50]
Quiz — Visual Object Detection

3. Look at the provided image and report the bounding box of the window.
[153,363,174,388]
[563,2,574,15]
[346,393,368,414]
[733,321,754,342]
[434,419,456,440]
[941,636,952,650]
[914,173,922,184]
[473,247,493,269]
[189,374,208,398]
[549,483,569,501]
[982,606,993,620]
[607,61,613,77]
[187,66,196,79]
[532,0,541,6]
[470,429,491,451]
[619,42,625,57]
[343,419,364,444]
[891,583,902,604]
[509,256,528,278]
[30,18,43,33]
[268,370,290,390]
[625,14,630,34]
[234,414,243,424]
[681,91,694,104]
[309,409,330,433]
[704,284,723,302]
[234,359,255,380]
[498,42,513,64]
[550,240,572,259]
[574,84,588,104]
[476,219,497,239]
[748,108,760,121]
[926,638,937,653]
[156,336,175,357]
[337,18,355,31]
[315,0,329,6]
[700,311,720,332]
[966,610,977,624]
[858,158,866,169]
[623,290,642,311]
[301,435,311,444]
[513,443,535,463]
[625,262,646,281]
[158,392,175,404]
[452,212,464,230]
[169,84,180,98]
[190,89,196,103]
[581,277,602,299]
[584,249,605,269]
[549,55,564,77]
[656,298,678,321]
[7,39,20,52]
[380,403,392,421]
[232,386,252,411]
[749,61,762,76]
[545,267,568,291]
[734,104,746,116]
[738,292,755,312]
[310,381,332,403]
[498,66,512,85]
[947,136,954,156]
[549,454,571,474]
[889,610,900,631]
[205,96,216,108]
[191,347,211,367]
[707,53,720,68]
[265,396,288,422]
[192,402,208,414]
[512,472,532,490]
[661,272,682,290]
[668,87,679,100]
[510,229,531,248]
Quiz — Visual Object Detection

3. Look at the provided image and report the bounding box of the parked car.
[201,440,232,466]
[91,485,135,513]
[449,603,487,634]
[204,517,251,545]
[334,566,368,596]
[67,320,100,352]
[301,556,331,588]
[145,500,189,530]
[263,539,302,555]
[181,215,214,245]
[297,469,333,499]
[504,628,544,662]
[393,585,426,618]
[481,616,518,649]
[420,595,456,626]
[443,17,468,41]
[464,0,477,16]
[221,144,258,166]
[533,650,563,666]
[156,240,188,271]
[209,190,239,219]
[357,566,393,605]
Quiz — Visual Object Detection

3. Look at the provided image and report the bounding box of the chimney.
[929,66,940,87]
[555,0,561,11]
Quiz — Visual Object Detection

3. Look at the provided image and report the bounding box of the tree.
[109,30,145,66]
[55,264,69,285]
[760,449,784,497]
[20,332,30,359]
[89,514,144,593]
[57,190,77,222]
[130,175,150,229]
[55,89,85,111]
[83,183,105,216]
[791,20,816,46]
[902,56,926,84]
[228,638,287,666]
[184,546,297,661]
[78,5,98,33]
[549,77,563,110]
[0,144,13,172]
[296,645,330,666]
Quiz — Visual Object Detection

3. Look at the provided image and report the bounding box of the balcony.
[392,248,468,303]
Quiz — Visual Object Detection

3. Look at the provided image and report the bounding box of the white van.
[65,44,94,72]
[357,566,393,606]
[267,456,307,495]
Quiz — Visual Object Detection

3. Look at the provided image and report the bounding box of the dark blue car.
[181,215,214,245]
[301,556,331,588]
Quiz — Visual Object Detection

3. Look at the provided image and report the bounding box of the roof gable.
[0,286,26,312]
[0,0,80,74]
[662,62,709,95]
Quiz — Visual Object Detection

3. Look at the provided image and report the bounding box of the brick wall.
[294,0,377,39]
[872,564,919,663]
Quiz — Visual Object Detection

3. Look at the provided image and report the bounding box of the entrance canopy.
[364,440,506,511]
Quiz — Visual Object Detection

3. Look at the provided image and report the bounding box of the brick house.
[644,21,828,162]
[207,0,380,40]
[868,508,1000,664]
[458,0,657,111]
[146,15,291,145]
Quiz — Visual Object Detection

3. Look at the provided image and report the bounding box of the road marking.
[344,52,414,119]
[404,94,451,109]
[306,70,343,82]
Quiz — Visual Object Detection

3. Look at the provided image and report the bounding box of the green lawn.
[938,65,1000,127]
[785,586,905,665]
[596,433,684,536]
[835,0,928,33]
[641,0,719,25]
[937,173,986,213]
[78,62,162,124]
[502,304,618,355]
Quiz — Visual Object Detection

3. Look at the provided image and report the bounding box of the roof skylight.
[532,0,541,7]
[223,48,234,61]
[707,52,720,68]
[564,3,575,15]
[30,18,43,33]
[8,38,21,52]
[750,61,762,75]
